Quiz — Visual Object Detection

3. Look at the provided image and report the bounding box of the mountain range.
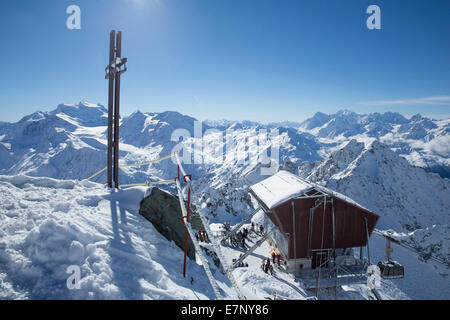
[1,101,449,299]
[0,101,448,269]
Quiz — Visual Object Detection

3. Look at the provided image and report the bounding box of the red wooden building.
[249,171,379,272]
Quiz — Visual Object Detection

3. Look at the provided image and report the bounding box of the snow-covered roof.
[249,170,315,209]
[249,170,373,213]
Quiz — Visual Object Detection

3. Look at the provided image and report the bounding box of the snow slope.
[0,175,238,299]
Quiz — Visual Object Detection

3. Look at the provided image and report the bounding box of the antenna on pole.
[105,30,127,188]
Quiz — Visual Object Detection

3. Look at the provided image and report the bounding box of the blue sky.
[0,0,449,123]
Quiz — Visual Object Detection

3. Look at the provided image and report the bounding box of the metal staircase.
[231,229,274,269]
[222,206,261,242]
[175,178,223,299]
[175,153,246,300]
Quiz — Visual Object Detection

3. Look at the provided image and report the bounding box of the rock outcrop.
[139,187,204,260]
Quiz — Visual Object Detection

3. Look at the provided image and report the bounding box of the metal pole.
[315,275,319,298]
[183,180,191,277]
[107,30,115,188]
[113,31,122,188]
[386,238,392,261]
[292,200,297,276]
[331,198,337,300]
[308,208,311,258]
[331,198,335,255]
[364,217,371,265]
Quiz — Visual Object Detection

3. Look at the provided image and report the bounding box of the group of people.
[223,221,266,248]
[229,227,249,248]
[250,222,264,235]
[232,254,249,268]
[261,249,282,275]
[261,258,274,275]
[271,250,281,267]
[195,230,208,243]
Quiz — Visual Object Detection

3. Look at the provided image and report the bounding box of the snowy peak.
[299,110,443,139]
[151,110,197,127]
[51,101,108,127]
[299,139,365,182]
[397,114,438,140]
[119,110,202,148]
[365,112,408,124]
[301,139,450,232]
[204,119,263,130]
[336,109,358,117]
[267,121,301,129]
[297,110,449,177]
[299,112,331,130]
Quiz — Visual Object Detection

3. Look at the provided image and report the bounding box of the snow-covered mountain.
[1,102,448,227]
[0,102,109,179]
[298,110,450,178]
[2,102,448,180]
[0,102,449,299]
[298,139,449,266]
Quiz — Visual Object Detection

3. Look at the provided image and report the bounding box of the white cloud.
[358,95,450,106]
[130,0,163,7]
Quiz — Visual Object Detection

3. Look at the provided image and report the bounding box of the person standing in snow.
[277,254,281,267]
[264,259,270,273]
[271,251,276,264]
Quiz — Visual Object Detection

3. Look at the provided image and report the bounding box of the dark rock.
[139,187,204,260]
